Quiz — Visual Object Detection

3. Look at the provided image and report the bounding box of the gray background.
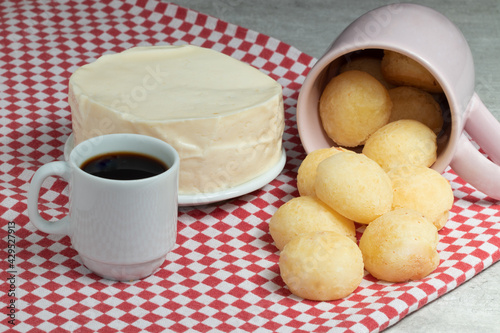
[171,1,500,332]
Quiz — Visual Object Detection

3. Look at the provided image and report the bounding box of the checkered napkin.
[1,1,499,332]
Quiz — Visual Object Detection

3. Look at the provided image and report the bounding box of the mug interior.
[298,48,454,173]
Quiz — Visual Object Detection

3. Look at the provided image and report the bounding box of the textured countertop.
[172,1,500,332]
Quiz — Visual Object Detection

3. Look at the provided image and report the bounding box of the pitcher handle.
[449,93,500,200]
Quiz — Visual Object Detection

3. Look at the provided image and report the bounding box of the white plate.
[64,133,287,206]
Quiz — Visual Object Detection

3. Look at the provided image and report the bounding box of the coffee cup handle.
[28,161,72,235]
[449,93,500,200]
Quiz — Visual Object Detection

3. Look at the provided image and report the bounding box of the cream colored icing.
[69,45,284,195]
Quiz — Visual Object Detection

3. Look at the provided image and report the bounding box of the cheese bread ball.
[315,151,393,224]
[381,50,443,93]
[359,208,440,282]
[388,165,454,230]
[297,146,344,197]
[269,196,356,251]
[279,231,364,301]
[319,70,392,147]
[388,86,444,134]
[362,119,437,172]
[340,56,395,89]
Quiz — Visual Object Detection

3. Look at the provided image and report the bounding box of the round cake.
[318,70,392,147]
[359,208,440,282]
[315,151,393,224]
[269,196,356,251]
[296,146,344,197]
[68,45,284,195]
[279,231,364,301]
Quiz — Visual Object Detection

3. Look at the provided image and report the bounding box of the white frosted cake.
[68,45,284,195]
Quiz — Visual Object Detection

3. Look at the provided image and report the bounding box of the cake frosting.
[69,45,284,194]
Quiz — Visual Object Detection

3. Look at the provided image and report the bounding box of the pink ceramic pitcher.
[297,3,500,200]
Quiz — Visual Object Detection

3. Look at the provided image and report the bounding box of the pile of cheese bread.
[270,50,454,301]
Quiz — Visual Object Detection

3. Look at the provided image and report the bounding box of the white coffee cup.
[28,133,180,281]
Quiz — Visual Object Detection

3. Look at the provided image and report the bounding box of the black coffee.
[81,152,168,180]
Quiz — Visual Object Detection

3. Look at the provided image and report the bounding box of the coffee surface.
[81,152,168,180]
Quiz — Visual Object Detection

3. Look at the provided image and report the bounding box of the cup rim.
[69,133,180,183]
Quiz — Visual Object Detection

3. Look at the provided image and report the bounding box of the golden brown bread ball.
[339,56,395,89]
[269,196,356,251]
[319,70,392,147]
[388,86,444,134]
[297,146,344,197]
[279,231,364,301]
[315,151,393,224]
[359,208,440,283]
[388,165,454,230]
[362,119,437,172]
[381,50,443,93]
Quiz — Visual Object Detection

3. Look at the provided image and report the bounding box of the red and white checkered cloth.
[1,1,499,332]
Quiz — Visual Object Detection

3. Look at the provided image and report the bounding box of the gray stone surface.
[172,1,500,332]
